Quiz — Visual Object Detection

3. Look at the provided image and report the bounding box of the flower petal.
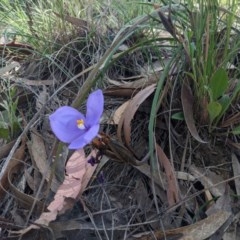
[86,90,104,127]
[84,124,100,143]
[49,106,86,143]
[68,124,99,149]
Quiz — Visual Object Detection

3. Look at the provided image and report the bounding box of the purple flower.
[49,90,104,149]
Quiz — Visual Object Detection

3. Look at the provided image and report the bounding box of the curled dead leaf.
[118,84,156,146]
[112,101,130,125]
[0,138,26,201]
[181,82,207,143]
[132,210,231,240]
[156,144,179,206]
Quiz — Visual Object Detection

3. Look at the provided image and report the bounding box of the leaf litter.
[0,4,239,240]
[10,149,98,236]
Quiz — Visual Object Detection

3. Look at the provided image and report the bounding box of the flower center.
[76,119,86,130]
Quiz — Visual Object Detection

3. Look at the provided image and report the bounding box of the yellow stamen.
[77,119,85,130]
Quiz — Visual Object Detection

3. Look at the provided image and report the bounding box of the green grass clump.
[0,83,21,140]
[0,0,152,53]
[184,0,240,129]
[157,0,240,132]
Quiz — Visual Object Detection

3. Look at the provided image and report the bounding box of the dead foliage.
[0,4,240,240]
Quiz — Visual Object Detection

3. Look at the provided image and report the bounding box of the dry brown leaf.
[107,78,123,86]
[30,130,48,180]
[156,144,179,206]
[0,140,16,159]
[0,42,33,61]
[119,84,156,146]
[108,74,158,89]
[204,188,233,239]
[176,171,195,182]
[156,9,176,39]
[181,82,207,143]
[135,164,166,190]
[47,149,97,214]
[104,87,139,98]
[189,165,226,197]
[11,149,97,236]
[112,101,130,125]
[108,74,147,83]
[30,130,60,192]
[206,185,232,216]
[122,76,158,89]
[8,163,44,212]
[132,210,231,240]
[0,138,26,201]
[53,12,88,30]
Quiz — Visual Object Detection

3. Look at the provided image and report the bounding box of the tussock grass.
[0,0,152,52]
[1,0,240,239]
